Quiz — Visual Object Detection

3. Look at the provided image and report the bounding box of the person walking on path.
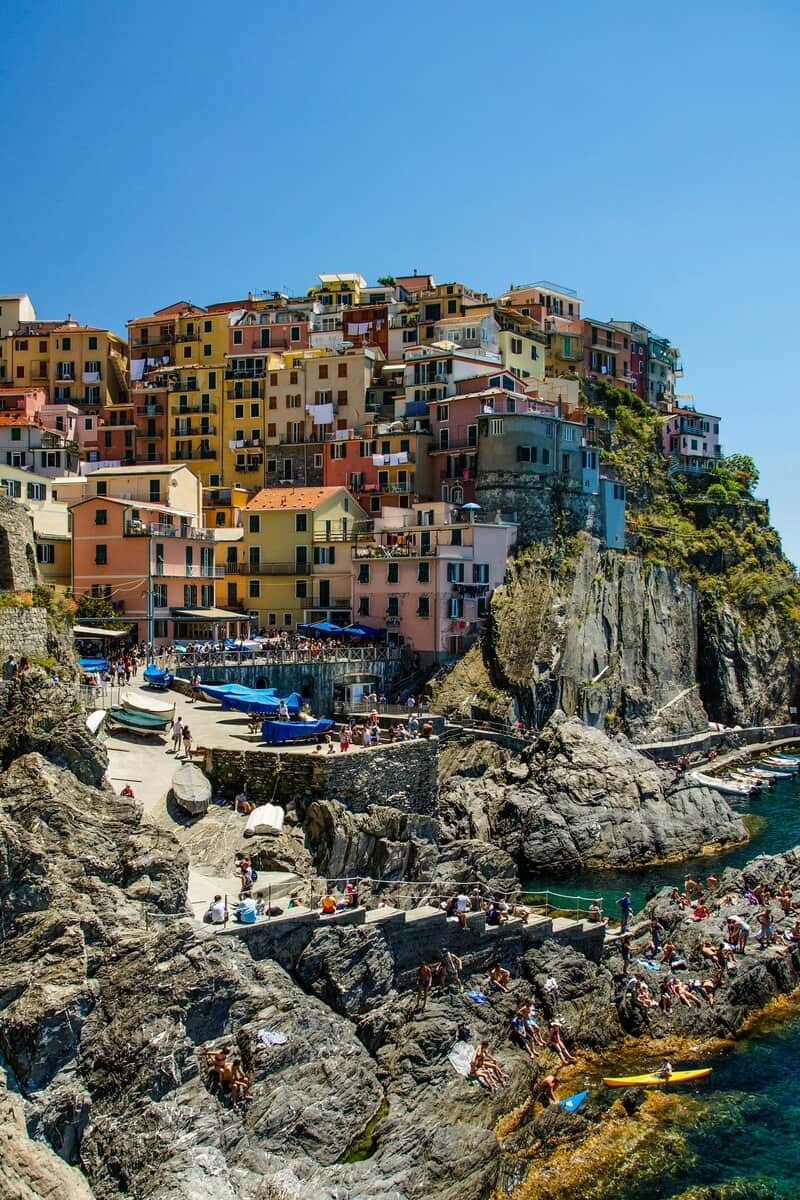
[171,715,184,755]
[616,890,633,934]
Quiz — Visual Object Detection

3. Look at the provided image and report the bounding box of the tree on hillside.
[722,454,759,493]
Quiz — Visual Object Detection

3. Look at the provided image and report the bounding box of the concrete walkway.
[102,669,297,914]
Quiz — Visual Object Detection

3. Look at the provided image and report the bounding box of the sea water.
[604,1006,800,1198]
[524,772,800,1198]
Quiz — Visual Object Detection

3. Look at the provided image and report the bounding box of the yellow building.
[1,321,128,412]
[496,308,546,381]
[546,329,584,377]
[307,273,366,310]
[238,485,368,630]
[219,346,380,486]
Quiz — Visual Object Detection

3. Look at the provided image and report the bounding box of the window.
[337,362,347,378]
[234,404,244,419]
[510,337,522,355]
[95,544,107,565]
[149,480,160,503]
[489,418,504,436]
[313,546,335,565]
[153,583,167,607]
[203,343,212,357]
[358,564,370,584]
[248,514,260,533]
[250,402,259,417]
[450,527,462,546]
[319,364,328,379]
[233,330,243,345]
[542,448,550,465]
[284,613,292,625]
[204,320,212,333]
[447,299,457,314]
[249,580,260,598]
[216,511,226,526]
[36,543,55,564]
[295,579,307,599]
[95,508,107,525]
[387,562,399,583]
[358,596,370,616]
[291,326,301,342]
[62,337,71,350]
[104,431,112,449]
[10,428,20,442]
[387,596,399,617]
[472,563,489,583]
[417,596,430,617]
[437,404,449,422]
[417,561,430,583]
[88,336,98,350]
[449,596,464,618]
[96,480,107,496]
[295,513,307,532]
[330,444,345,459]
[183,346,192,358]
[531,345,538,360]
[447,562,465,583]
[613,483,626,501]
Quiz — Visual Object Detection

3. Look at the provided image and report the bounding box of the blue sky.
[4,1,799,560]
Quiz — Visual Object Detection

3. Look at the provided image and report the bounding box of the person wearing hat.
[548,1020,576,1064]
[616,890,633,934]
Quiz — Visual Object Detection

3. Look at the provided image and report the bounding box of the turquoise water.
[524,771,800,917]
[524,770,800,1198]
[604,1006,800,1198]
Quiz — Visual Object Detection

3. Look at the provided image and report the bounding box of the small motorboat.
[244,803,285,837]
[690,771,757,797]
[727,771,762,789]
[261,716,334,744]
[86,709,107,738]
[737,767,777,784]
[107,707,170,737]
[203,684,302,716]
[143,665,175,690]
[120,690,176,720]
[78,656,109,673]
[762,757,800,772]
[171,763,211,816]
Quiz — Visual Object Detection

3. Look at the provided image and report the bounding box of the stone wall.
[206,736,440,816]
[476,471,602,545]
[176,656,401,715]
[0,496,39,591]
[219,905,606,983]
[0,608,51,664]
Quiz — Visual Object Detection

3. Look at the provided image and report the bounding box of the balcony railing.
[217,562,312,576]
[234,463,262,473]
[174,332,201,343]
[225,367,266,379]
[171,424,217,437]
[154,564,216,578]
[124,521,214,542]
[131,333,174,347]
[176,449,218,461]
[169,401,217,414]
[136,404,164,415]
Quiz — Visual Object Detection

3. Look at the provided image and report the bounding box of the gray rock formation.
[699,598,800,727]
[441,713,747,873]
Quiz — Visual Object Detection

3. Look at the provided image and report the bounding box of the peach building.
[351,501,516,662]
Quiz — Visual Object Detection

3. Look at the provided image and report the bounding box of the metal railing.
[179,644,403,667]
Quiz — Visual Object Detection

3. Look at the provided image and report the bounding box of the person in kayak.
[656,1059,673,1080]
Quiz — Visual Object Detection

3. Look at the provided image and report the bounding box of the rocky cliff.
[440,712,747,874]
[431,533,799,741]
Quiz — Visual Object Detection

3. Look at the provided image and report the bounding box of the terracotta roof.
[246,486,344,512]
[0,413,45,427]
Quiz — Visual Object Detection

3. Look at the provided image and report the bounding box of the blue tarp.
[261,717,334,744]
[78,657,109,672]
[296,620,344,635]
[201,684,302,715]
[201,683,277,704]
[143,666,174,688]
[342,624,386,639]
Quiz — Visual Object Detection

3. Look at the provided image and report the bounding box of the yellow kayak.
[603,1068,712,1087]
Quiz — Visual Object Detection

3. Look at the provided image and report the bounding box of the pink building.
[323,422,433,516]
[229,309,310,356]
[662,406,722,475]
[0,386,47,417]
[351,501,516,662]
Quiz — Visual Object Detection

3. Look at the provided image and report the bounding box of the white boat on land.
[690,771,758,797]
[171,763,211,816]
[120,690,176,720]
[86,709,106,738]
[244,803,285,837]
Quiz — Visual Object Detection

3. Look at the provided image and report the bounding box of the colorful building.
[351,502,516,662]
[237,486,369,630]
[322,421,433,516]
[610,320,650,399]
[575,318,632,389]
[0,413,79,478]
[0,464,72,592]
[662,406,722,475]
[648,335,682,409]
[1,319,128,413]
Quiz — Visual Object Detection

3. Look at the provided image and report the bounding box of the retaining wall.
[638,722,800,762]
[0,607,51,664]
[207,736,440,816]
[176,656,402,715]
[216,902,606,982]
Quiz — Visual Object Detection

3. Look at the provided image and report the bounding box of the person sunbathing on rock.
[230,1059,252,1108]
[488,962,511,993]
[207,1044,231,1084]
[548,1021,576,1065]
[470,1041,508,1091]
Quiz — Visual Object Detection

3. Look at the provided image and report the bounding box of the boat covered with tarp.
[171,763,211,816]
[244,803,285,837]
[201,683,302,715]
[78,657,109,673]
[143,665,174,689]
[107,707,170,736]
[261,717,334,744]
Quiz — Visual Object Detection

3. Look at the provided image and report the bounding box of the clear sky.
[4,1,799,560]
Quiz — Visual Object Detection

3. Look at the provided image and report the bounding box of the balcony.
[174,332,201,343]
[225,367,267,380]
[131,333,174,347]
[177,449,218,461]
[153,563,217,578]
[234,462,262,473]
[218,561,312,575]
[168,380,199,392]
[169,401,216,415]
[452,582,490,597]
[171,424,217,437]
[136,403,164,415]
[124,521,215,542]
[312,520,372,542]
